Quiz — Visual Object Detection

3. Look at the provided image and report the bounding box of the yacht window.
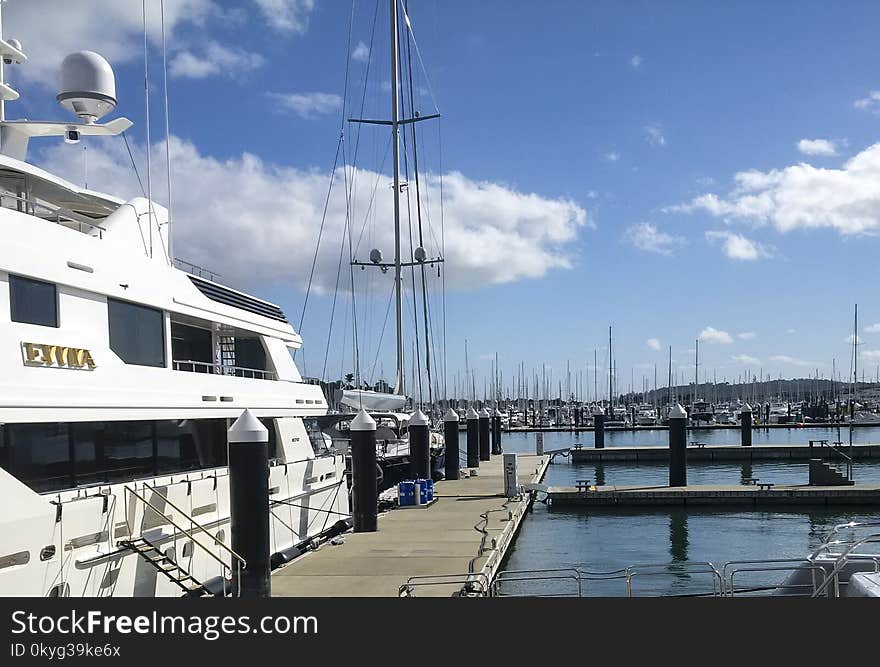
[9,275,58,327]
[0,422,72,491]
[0,419,230,492]
[171,322,213,370]
[107,298,165,367]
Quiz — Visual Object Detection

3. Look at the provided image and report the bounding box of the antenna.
[160,0,174,263]
[142,0,154,258]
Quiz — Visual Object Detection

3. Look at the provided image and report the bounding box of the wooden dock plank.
[271,454,549,597]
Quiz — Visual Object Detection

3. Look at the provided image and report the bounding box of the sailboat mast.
[608,326,612,411]
[390,0,405,396]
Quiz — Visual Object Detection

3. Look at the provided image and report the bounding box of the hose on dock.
[468,501,515,574]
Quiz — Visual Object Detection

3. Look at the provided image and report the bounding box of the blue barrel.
[398,480,415,507]
[425,479,434,502]
[416,479,431,504]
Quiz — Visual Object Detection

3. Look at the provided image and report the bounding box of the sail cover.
[339,389,408,412]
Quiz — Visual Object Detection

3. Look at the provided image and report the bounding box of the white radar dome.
[56,51,117,123]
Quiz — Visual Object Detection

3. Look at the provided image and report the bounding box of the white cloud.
[605,151,621,162]
[646,338,661,351]
[675,143,880,236]
[5,0,216,86]
[644,124,666,147]
[797,139,837,156]
[37,135,588,292]
[862,350,880,362]
[705,230,772,261]
[352,41,370,62]
[254,0,315,33]
[737,332,756,340]
[855,91,880,114]
[699,326,733,344]
[624,222,685,256]
[630,55,642,69]
[170,42,265,79]
[846,334,863,344]
[268,92,343,118]
[769,355,812,367]
[731,354,760,365]
[865,323,880,333]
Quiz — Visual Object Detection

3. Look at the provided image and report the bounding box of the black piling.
[408,409,431,480]
[741,403,753,447]
[668,403,687,487]
[443,408,460,480]
[228,409,271,598]
[350,408,378,533]
[489,410,497,454]
[466,407,480,468]
[492,412,503,455]
[593,411,605,449]
[478,408,491,461]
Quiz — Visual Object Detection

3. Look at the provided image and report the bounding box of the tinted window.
[234,338,266,371]
[0,423,72,492]
[171,322,213,366]
[108,298,165,367]
[9,275,58,327]
[156,420,201,473]
[101,422,155,482]
[0,419,230,492]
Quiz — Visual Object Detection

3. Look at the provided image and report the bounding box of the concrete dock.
[271,453,549,597]
[547,483,880,507]
[568,443,880,462]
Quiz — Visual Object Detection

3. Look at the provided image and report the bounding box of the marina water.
[499,429,880,596]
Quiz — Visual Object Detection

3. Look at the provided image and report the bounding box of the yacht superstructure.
[0,21,347,597]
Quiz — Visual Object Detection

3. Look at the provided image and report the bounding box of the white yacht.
[688,399,715,425]
[0,29,347,596]
[634,404,658,426]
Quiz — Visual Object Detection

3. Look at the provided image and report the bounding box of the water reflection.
[740,462,753,485]
[669,509,689,562]
[594,461,606,487]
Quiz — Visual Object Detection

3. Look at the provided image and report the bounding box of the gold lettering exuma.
[21,342,96,370]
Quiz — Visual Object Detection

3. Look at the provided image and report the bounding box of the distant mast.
[389,0,405,396]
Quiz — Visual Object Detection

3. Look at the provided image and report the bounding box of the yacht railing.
[124,485,246,597]
[172,258,222,282]
[810,534,880,598]
[173,359,277,380]
[1,190,107,238]
[721,559,827,596]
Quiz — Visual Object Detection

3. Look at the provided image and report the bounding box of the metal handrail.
[813,521,880,556]
[173,359,277,380]
[172,257,222,282]
[399,572,490,597]
[811,534,880,598]
[809,439,853,480]
[492,568,582,597]
[124,485,246,596]
[722,559,827,597]
[625,561,723,597]
[1,190,107,237]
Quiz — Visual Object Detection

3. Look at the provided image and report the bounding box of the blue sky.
[8,1,880,398]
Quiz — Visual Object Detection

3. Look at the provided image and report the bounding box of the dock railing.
[398,572,490,597]
[809,439,854,480]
